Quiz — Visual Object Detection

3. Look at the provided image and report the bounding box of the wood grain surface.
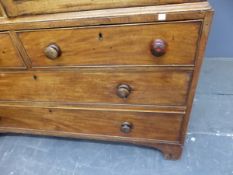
[0,1,214,160]
[0,32,25,68]
[0,106,183,142]
[0,68,192,106]
[1,0,205,17]
[18,21,201,68]
[0,2,211,31]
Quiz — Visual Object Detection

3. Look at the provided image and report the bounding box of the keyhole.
[98,32,103,41]
[33,75,37,80]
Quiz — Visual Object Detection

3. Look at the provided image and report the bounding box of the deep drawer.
[0,68,192,106]
[18,22,201,67]
[0,106,183,142]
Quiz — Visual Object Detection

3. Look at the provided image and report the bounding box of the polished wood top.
[1,0,206,17]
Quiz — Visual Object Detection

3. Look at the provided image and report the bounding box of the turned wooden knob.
[44,44,61,60]
[117,84,131,98]
[151,39,167,57]
[121,122,133,133]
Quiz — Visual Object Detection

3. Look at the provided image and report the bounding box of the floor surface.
[0,58,233,175]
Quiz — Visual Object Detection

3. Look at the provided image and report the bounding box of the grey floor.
[0,58,233,175]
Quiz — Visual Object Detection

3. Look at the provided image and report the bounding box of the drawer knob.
[121,122,133,133]
[44,44,62,60]
[151,39,167,57]
[117,84,131,99]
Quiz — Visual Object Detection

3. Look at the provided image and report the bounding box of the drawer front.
[0,33,25,68]
[0,106,183,142]
[2,0,204,17]
[18,22,201,67]
[0,69,192,106]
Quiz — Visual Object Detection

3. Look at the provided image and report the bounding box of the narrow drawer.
[0,106,183,142]
[18,22,201,67]
[0,69,192,106]
[1,0,204,17]
[0,33,25,68]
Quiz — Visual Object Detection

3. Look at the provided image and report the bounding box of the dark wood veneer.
[0,1,213,160]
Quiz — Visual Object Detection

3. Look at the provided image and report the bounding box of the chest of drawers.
[0,0,213,160]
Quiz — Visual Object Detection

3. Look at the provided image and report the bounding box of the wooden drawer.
[18,22,201,68]
[1,0,205,17]
[0,106,183,142]
[0,68,192,106]
[0,33,25,68]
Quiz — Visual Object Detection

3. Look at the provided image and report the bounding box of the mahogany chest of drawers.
[0,0,213,160]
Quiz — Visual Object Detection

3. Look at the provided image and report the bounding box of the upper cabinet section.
[1,0,206,17]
